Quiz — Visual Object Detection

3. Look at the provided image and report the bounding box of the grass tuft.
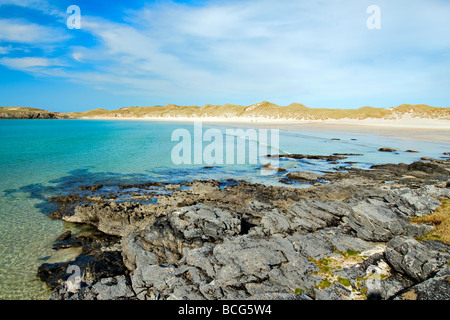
[413,199,450,244]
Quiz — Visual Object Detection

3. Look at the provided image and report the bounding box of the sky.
[0,0,449,112]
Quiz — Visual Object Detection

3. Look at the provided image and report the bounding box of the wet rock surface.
[40,158,450,300]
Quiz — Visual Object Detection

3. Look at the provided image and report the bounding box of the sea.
[0,119,449,299]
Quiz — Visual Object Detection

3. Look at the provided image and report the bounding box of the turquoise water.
[0,119,449,299]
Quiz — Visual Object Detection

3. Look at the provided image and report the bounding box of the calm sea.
[0,119,448,299]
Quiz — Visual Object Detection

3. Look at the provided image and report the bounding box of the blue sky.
[0,0,449,112]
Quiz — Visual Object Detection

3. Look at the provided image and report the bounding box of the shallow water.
[0,119,448,299]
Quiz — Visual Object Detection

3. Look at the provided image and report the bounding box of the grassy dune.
[68,102,450,120]
[2,103,449,120]
[0,106,48,113]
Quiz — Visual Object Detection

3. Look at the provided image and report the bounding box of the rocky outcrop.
[40,158,450,300]
[385,236,450,282]
[0,111,69,119]
[63,202,161,237]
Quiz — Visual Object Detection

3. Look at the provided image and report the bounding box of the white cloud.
[0,56,63,71]
[72,0,449,106]
[0,45,12,54]
[0,18,69,43]
[0,0,64,17]
[1,0,449,108]
[72,52,83,62]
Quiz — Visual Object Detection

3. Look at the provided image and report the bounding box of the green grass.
[317,279,332,290]
[294,288,304,294]
[337,277,352,287]
[413,199,450,244]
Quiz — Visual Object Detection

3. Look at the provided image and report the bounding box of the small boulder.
[286,172,321,182]
[379,148,397,152]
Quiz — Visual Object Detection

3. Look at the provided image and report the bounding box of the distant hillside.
[69,102,450,121]
[2,103,449,121]
[0,106,69,119]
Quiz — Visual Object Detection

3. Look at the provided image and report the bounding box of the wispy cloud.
[0,56,65,73]
[0,18,69,43]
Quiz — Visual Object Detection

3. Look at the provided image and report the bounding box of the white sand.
[79,114,450,129]
[77,115,450,142]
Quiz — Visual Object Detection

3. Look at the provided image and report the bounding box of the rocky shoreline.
[0,111,69,119]
[38,156,450,300]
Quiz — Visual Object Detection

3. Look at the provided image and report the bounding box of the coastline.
[2,117,449,300]
[75,116,450,142]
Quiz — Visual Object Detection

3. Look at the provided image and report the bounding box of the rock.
[407,161,449,175]
[277,154,347,161]
[286,172,321,182]
[385,236,450,282]
[82,251,128,281]
[348,199,408,241]
[121,233,159,271]
[168,205,242,242]
[261,163,286,173]
[91,275,135,300]
[393,265,450,300]
[165,184,181,191]
[314,282,352,300]
[379,148,397,152]
[188,180,220,196]
[57,231,72,241]
[282,200,344,234]
[252,292,313,300]
[81,185,103,192]
[37,261,72,289]
[40,157,450,300]
[131,264,176,299]
[379,273,415,300]
[64,202,158,237]
[406,150,419,153]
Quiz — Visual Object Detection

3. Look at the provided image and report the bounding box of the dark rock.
[379,273,415,300]
[276,154,347,161]
[57,231,72,241]
[379,148,397,152]
[393,265,450,300]
[37,261,72,289]
[80,185,103,192]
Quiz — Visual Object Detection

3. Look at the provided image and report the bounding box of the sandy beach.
[79,116,450,143]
